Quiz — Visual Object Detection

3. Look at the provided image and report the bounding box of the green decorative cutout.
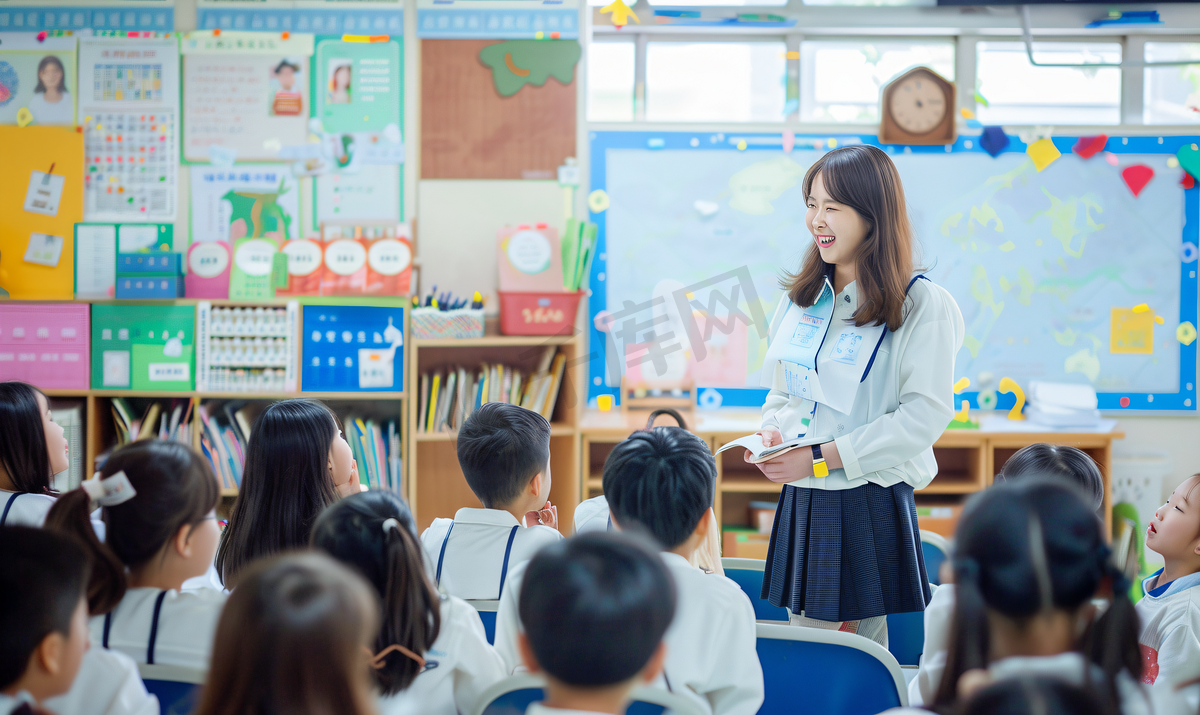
[479,41,582,97]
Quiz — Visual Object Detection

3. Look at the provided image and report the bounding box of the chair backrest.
[137,664,205,715]
[885,610,925,667]
[756,622,907,715]
[720,557,789,621]
[468,599,500,645]
[920,530,951,586]
[471,674,707,715]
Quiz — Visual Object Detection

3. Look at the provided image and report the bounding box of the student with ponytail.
[312,491,506,715]
[44,439,225,671]
[0,381,71,527]
[922,480,1161,715]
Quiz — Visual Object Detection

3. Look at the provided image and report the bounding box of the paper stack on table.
[1026,381,1102,428]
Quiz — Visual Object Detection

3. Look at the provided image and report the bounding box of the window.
[645,42,786,122]
[799,40,954,123]
[1144,42,1200,125]
[975,41,1121,125]
[589,42,636,122]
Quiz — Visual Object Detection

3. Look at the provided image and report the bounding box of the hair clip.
[381,518,400,535]
[366,644,425,670]
[81,471,137,508]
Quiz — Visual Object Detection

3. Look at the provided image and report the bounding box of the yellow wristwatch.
[812,443,829,478]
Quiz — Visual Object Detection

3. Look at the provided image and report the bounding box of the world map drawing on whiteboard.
[600,141,1187,401]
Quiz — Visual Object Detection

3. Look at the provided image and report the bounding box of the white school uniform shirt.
[907,583,955,707]
[377,595,507,715]
[572,496,611,534]
[760,278,964,490]
[527,705,612,715]
[28,91,73,124]
[420,508,562,601]
[0,692,34,715]
[44,647,159,715]
[90,587,227,671]
[1137,569,1200,690]
[0,489,107,541]
[494,553,764,715]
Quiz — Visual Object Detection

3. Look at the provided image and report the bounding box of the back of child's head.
[196,552,379,715]
[602,426,715,550]
[0,381,54,495]
[520,531,675,687]
[961,677,1102,715]
[311,490,441,695]
[45,439,219,614]
[996,443,1103,512]
[0,526,89,691]
[937,480,1139,714]
[216,398,341,588]
[456,402,550,508]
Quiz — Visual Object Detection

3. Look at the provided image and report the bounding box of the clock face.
[888,75,947,135]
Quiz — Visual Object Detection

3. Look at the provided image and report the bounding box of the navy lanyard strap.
[0,492,19,526]
[497,525,519,600]
[102,610,114,649]
[146,590,168,665]
[858,274,929,383]
[606,514,612,531]
[435,521,455,586]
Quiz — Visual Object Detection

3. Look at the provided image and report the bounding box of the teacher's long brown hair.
[783,145,916,332]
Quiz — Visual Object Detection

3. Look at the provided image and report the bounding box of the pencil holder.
[411,307,485,340]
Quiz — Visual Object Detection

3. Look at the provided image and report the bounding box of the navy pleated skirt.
[761,482,931,622]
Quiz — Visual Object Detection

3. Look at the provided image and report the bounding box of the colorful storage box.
[411,307,484,340]
[498,291,584,336]
[301,305,405,392]
[91,305,195,391]
[0,304,90,389]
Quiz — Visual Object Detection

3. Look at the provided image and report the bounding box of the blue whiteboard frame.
[586,130,1200,413]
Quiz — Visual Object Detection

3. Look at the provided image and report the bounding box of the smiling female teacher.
[748,145,964,647]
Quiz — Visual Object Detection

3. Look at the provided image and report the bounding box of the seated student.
[910,443,1105,707]
[421,402,560,600]
[1138,473,1200,691]
[0,527,91,715]
[517,532,675,715]
[193,552,380,715]
[0,381,71,528]
[497,426,764,715]
[913,481,1169,715]
[312,491,507,715]
[216,399,360,588]
[45,439,225,671]
[958,677,1103,715]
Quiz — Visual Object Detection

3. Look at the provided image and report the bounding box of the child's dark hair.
[602,426,715,549]
[961,676,1102,715]
[216,399,342,588]
[997,443,1104,512]
[34,55,68,94]
[195,552,379,715]
[934,480,1140,715]
[311,490,441,695]
[0,526,89,689]
[456,402,550,508]
[0,381,55,495]
[520,531,675,686]
[45,439,219,614]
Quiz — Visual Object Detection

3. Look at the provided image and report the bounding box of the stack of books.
[417,346,567,433]
[345,417,403,491]
[1026,381,1102,428]
[99,397,195,474]
[196,401,254,490]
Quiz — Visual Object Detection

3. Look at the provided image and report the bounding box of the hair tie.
[81,471,137,509]
[381,518,400,535]
[366,644,425,670]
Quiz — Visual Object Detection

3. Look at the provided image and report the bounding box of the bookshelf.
[406,314,587,531]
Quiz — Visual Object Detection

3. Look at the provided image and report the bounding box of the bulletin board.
[586,131,1200,413]
[0,125,84,299]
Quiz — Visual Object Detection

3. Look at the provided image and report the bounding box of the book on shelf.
[99,397,196,475]
[50,405,84,492]
[417,346,566,434]
[345,416,402,492]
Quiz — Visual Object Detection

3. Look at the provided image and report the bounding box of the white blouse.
[43,646,158,715]
[90,586,227,671]
[761,278,964,491]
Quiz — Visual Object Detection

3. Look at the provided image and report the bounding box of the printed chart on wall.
[78,37,180,221]
[181,31,314,162]
[0,34,77,126]
[588,132,1199,411]
[314,37,401,134]
[190,165,299,245]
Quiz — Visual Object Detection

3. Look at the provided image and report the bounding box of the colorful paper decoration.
[1026,138,1061,172]
[478,40,582,97]
[588,189,610,213]
[1121,165,1154,197]
[1184,172,1196,190]
[998,376,1025,420]
[1178,322,1197,347]
[600,0,640,28]
[1178,144,1200,183]
[979,127,1009,158]
[782,130,794,153]
[1072,135,1107,159]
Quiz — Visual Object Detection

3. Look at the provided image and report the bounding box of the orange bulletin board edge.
[0,125,84,300]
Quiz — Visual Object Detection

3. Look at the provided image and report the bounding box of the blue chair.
[921,530,951,586]
[756,622,907,715]
[468,600,500,645]
[471,674,707,715]
[721,557,789,621]
[137,664,205,715]
[886,610,925,667]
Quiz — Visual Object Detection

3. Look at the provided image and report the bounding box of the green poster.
[91,305,195,391]
[315,39,402,133]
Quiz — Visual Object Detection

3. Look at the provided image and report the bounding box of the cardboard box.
[723,529,770,560]
[916,502,964,539]
[91,305,195,391]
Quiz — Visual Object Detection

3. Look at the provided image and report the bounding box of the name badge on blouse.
[761,281,835,377]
